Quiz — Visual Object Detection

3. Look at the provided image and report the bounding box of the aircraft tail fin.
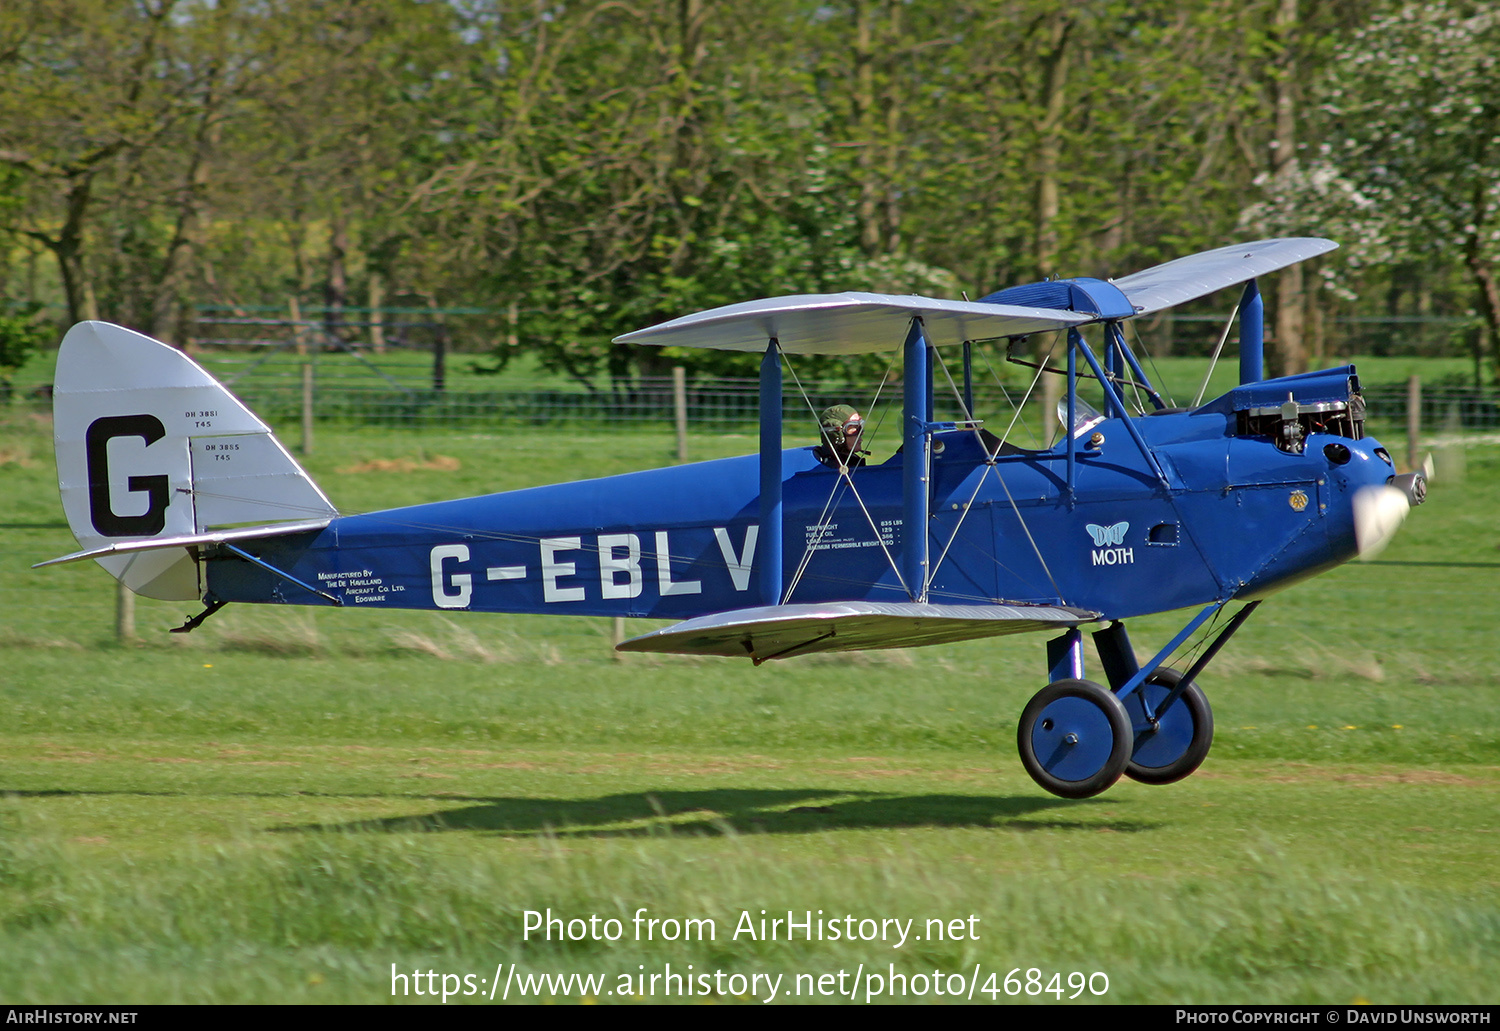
[50,321,337,601]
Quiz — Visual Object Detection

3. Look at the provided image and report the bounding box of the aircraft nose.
[1388,470,1426,507]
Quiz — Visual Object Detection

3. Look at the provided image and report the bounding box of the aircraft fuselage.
[206,371,1394,623]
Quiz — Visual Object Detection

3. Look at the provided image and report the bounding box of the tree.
[0,303,47,400]
[1309,2,1500,381]
[0,1,181,325]
[223,0,468,339]
[413,1,913,385]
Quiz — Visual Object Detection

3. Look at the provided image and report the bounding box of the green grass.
[2,406,1498,1004]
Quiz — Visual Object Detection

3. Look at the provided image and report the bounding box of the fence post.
[428,296,447,391]
[1437,400,1466,483]
[112,266,133,635]
[115,580,135,643]
[289,297,313,455]
[673,366,688,462]
[1406,374,1421,471]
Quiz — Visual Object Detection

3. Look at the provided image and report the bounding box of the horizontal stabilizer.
[616,600,1100,663]
[33,519,332,569]
[614,293,1089,354]
[1112,238,1338,316]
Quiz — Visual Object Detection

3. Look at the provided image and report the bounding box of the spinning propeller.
[1353,471,1427,560]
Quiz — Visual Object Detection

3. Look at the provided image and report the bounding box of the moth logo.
[1086,521,1133,566]
[1085,522,1129,547]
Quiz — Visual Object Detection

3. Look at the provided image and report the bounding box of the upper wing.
[1112,238,1338,316]
[616,600,1100,663]
[615,240,1336,354]
[613,292,1089,354]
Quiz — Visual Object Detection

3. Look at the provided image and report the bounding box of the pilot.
[814,404,869,470]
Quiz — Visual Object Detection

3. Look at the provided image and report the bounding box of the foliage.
[0,0,1492,382]
[0,304,47,398]
[1267,1,1500,379]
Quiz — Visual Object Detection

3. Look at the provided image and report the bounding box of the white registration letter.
[540,537,586,602]
[654,530,702,596]
[598,533,642,599]
[713,525,758,592]
[430,544,472,609]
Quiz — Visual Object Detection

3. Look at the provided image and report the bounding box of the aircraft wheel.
[1123,667,1213,784]
[1017,679,1133,799]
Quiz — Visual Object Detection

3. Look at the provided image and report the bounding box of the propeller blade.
[1353,485,1410,561]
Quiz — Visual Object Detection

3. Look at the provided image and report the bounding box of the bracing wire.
[779,348,911,602]
[977,332,1061,449]
[929,345,1064,602]
[1126,318,1177,409]
[1193,305,1241,408]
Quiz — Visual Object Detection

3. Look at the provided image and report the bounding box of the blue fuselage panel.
[206,417,1395,622]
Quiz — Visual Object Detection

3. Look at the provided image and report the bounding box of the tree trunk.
[324,209,349,347]
[852,0,881,256]
[1032,13,1072,282]
[1268,0,1306,377]
[48,173,96,326]
[1273,264,1305,377]
[1462,123,1500,385]
[1307,278,1325,365]
[1465,251,1500,386]
[368,272,386,353]
[150,107,219,348]
[881,1,903,255]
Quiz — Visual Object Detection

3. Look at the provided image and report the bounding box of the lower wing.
[616,601,1100,664]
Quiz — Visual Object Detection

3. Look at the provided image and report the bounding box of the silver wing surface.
[1112,238,1338,316]
[617,601,1101,664]
[613,293,1089,354]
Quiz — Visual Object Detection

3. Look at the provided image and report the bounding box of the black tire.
[1017,678,1133,799]
[1122,667,1213,785]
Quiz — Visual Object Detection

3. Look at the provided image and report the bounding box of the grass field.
[1,399,1498,1005]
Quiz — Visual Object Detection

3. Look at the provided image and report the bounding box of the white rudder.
[49,321,336,600]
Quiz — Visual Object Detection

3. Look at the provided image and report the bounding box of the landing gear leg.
[1123,667,1213,784]
[1093,621,1211,782]
[1090,603,1261,786]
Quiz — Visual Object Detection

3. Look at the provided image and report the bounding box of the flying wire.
[929,345,1065,603]
[1111,331,1148,415]
[927,348,1005,581]
[1193,304,1240,408]
[779,348,911,602]
[1126,318,1177,408]
[181,489,337,519]
[978,332,1059,449]
[1167,605,1228,679]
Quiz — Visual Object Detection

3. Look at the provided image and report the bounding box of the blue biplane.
[38,238,1425,798]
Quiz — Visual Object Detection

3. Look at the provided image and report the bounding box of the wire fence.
[1361,382,1500,433]
[210,377,1025,428]
[198,364,1500,436]
[10,311,1499,434]
[171,312,1498,433]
